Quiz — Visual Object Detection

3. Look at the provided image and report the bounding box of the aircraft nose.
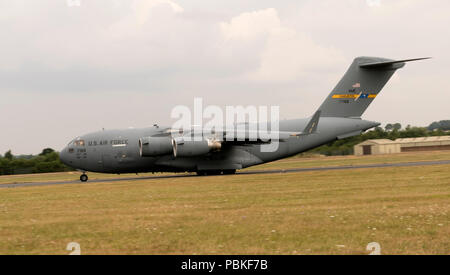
[59,147,69,165]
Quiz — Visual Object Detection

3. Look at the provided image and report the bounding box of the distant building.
[395,136,450,152]
[354,136,450,155]
[354,139,400,156]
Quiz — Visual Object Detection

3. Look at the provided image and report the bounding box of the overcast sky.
[1,0,449,154]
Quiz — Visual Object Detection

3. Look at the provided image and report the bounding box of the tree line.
[0,148,73,175]
[427,120,450,131]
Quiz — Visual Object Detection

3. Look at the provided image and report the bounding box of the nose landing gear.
[80,173,88,182]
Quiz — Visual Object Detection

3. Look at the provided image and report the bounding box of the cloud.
[366,0,381,7]
[114,0,184,33]
[0,0,214,92]
[220,8,345,82]
[0,2,343,92]
[135,0,184,17]
[220,8,281,40]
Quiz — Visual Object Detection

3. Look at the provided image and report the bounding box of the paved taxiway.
[1,159,449,189]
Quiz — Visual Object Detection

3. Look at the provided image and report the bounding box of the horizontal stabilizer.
[359,57,431,69]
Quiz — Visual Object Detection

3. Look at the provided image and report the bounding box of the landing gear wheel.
[196,171,207,176]
[80,174,88,182]
[208,170,222,175]
[223,169,236,175]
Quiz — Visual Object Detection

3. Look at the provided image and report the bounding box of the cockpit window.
[74,140,85,146]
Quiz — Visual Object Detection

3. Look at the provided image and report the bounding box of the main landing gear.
[196,169,236,176]
[223,169,237,175]
[80,173,88,182]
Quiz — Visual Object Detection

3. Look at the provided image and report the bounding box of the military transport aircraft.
[60,56,429,182]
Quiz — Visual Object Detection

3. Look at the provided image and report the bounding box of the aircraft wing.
[223,110,321,141]
[157,110,321,143]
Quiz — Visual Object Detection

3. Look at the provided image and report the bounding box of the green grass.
[0,171,178,185]
[0,152,449,254]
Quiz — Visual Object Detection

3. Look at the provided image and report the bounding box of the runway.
[1,159,449,189]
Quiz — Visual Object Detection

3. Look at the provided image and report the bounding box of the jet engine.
[139,137,175,157]
[173,138,221,157]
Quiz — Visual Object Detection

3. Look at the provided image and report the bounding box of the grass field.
[0,151,449,254]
